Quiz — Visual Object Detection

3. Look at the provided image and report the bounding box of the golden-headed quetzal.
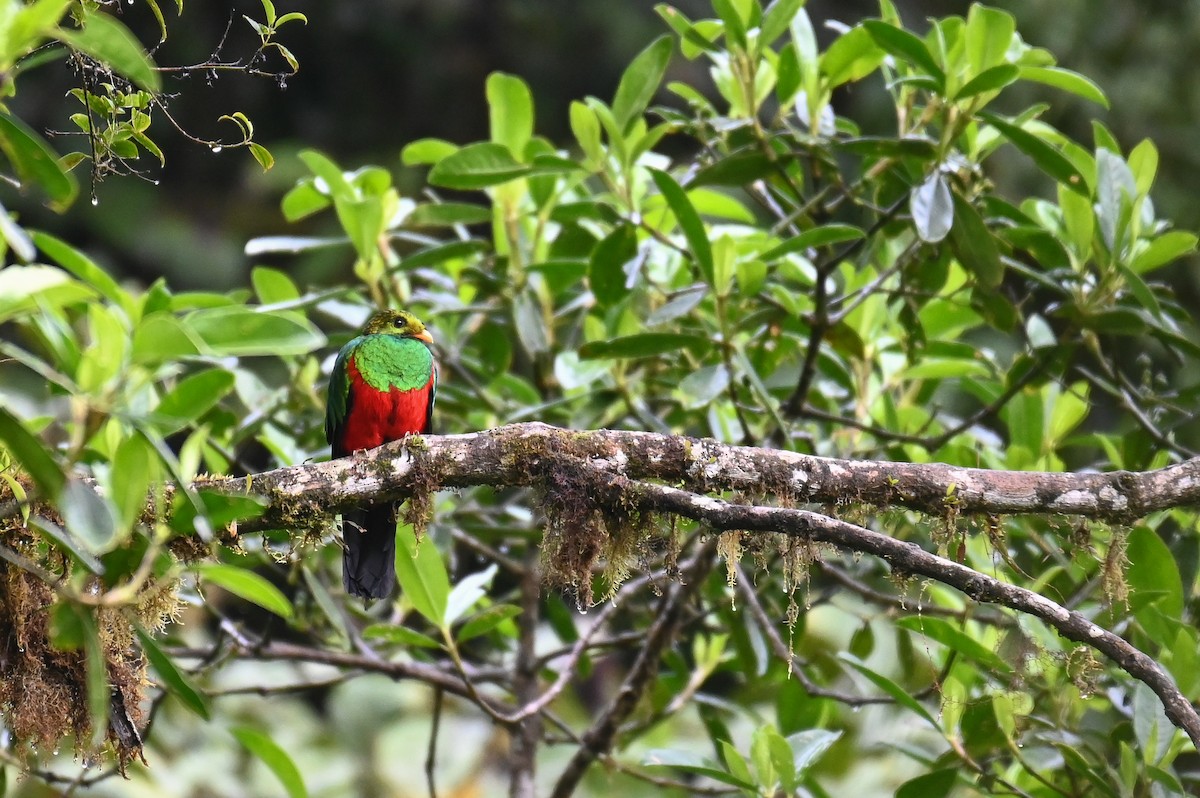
[324,309,437,598]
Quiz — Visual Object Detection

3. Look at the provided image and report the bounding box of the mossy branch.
[194,422,1200,750]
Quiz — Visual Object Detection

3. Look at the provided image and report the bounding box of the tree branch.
[206,423,1200,531]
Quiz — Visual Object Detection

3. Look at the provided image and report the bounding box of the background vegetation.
[2,0,1200,796]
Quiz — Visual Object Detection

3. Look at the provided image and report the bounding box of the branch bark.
[191,423,1200,750]
[208,423,1200,531]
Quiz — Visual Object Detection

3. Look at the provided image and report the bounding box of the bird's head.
[361,309,434,343]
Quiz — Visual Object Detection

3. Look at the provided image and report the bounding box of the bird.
[324,309,437,599]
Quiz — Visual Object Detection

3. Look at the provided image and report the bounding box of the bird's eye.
[393,318,404,328]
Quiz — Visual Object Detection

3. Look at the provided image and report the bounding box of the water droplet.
[151,179,160,186]
[91,196,99,206]
[210,145,223,153]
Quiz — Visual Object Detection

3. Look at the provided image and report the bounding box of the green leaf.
[760,0,803,46]
[649,168,714,285]
[911,172,953,243]
[154,368,236,431]
[950,193,1003,287]
[690,150,778,187]
[642,750,756,790]
[0,113,77,207]
[109,432,156,531]
[395,523,450,625]
[56,12,160,91]
[761,224,864,261]
[487,72,534,156]
[231,727,308,798]
[677,364,730,409]
[131,312,203,363]
[363,622,442,648]
[954,63,1019,101]
[407,202,492,227]
[297,149,355,203]
[839,653,939,730]
[400,239,490,270]
[59,477,119,553]
[1125,526,1184,640]
[787,729,841,774]
[820,26,885,87]
[589,224,638,307]
[457,604,522,643]
[428,142,531,189]
[863,20,945,89]
[896,768,959,798]
[280,181,330,221]
[895,617,1012,673]
[251,266,300,304]
[965,4,1015,73]
[1019,66,1109,108]
[186,307,325,356]
[401,138,458,166]
[444,564,498,627]
[136,626,209,719]
[579,333,711,360]
[981,112,1087,194]
[29,516,104,574]
[0,407,65,500]
[612,36,673,131]
[197,563,294,619]
[1132,231,1198,274]
[569,101,604,165]
[49,603,109,746]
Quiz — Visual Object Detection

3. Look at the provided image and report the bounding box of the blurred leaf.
[59,478,119,554]
[840,653,939,730]
[579,333,711,360]
[251,267,300,304]
[1019,66,1109,107]
[407,202,491,227]
[677,364,730,409]
[444,563,498,627]
[642,749,755,789]
[0,112,77,207]
[761,224,864,261]
[136,626,209,719]
[197,563,294,620]
[895,617,1013,673]
[950,193,1003,287]
[1125,526,1184,640]
[955,63,1019,100]
[363,623,442,648]
[589,224,638,307]
[1132,231,1197,274]
[788,729,841,774]
[982,112,1087,194]
[231,727,308,798]
[612,35,673,131]
[457,604,522,643]
[56,12,160,91]
[965,4,1015,73]
[401,138,458,166]
[513,289,550,355]
[29,516,104,574]
[911,172,954,243]
[821,27,885,87]
[0,407,65,500]
[649,168,714,285]
[186,307,325,356]
[154,369,236,431]
[487,72,533,156]
[109,432,156,531]
[428,142,530,189]
[395,523,450,625]
[896,768,958,798]
[863,20,945,89]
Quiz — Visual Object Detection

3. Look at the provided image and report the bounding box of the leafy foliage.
[1,0,1199,795]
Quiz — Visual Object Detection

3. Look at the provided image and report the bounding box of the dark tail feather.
[342,503,397,599]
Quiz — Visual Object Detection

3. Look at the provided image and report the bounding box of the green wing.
[325,336,363,453]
